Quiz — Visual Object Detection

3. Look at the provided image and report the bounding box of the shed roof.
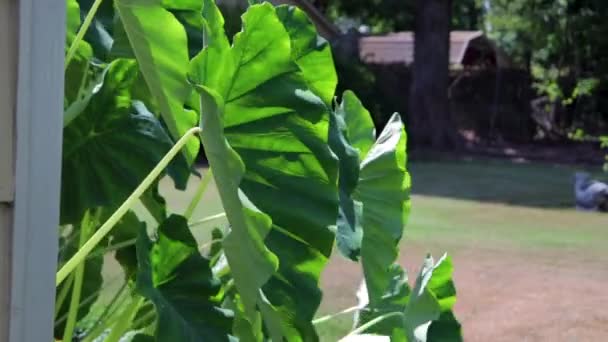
[359,30,490,65]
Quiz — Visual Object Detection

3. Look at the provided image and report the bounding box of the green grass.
[407,195,607,251]
[409,157,606,208]
[407,159,607,250]
[97,158,607,340]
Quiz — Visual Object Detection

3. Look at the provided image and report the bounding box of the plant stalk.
[87,238,137,259]
[198,238,224,252]
[65,0,104,67]
[81,291,129,342]
[79,281,128,342]
[312,305,360,325]
[189,212,227,228]
[184,168,214,220]
[342,312,405,339]
[104,296,144,342]
[86,212,227,258]
[54,273,75,318]
[55,273,123,327]
[56,127,202,286]
[130,307,157,331]
[62,211,96,342]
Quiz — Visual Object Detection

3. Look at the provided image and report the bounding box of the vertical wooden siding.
[0,0,18,341]
[0,0,17,202]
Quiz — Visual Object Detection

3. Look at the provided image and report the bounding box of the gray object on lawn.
[574,172,608,212]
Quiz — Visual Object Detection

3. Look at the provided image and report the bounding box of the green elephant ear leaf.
[339,91,376,158]
[76,0,116,61]
[353,256,461,342]
[191,2,339,340]
[115,0,199,164]
[109,210,146,282]
[194,85,280,340]
[332,93,436,338]
[329,90,377,260]
[353,264,410,339]
[328,105,363,260]
[135,215,233,341]
[420,256,462,342]
[405,255,462,342]
[139,179,168,225]
[130,334,154,342]
[61,59,189,224]
[329,91,408,283]
[229,294,265,342]
[275,4,337,105]
[357,112,411,304]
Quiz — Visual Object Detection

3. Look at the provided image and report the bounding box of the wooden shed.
[359,30,511,68]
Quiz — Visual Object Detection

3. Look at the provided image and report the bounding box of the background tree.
[408,0,461,148]
[484,0,608,134]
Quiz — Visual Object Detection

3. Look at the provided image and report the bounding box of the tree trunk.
[408,0,461,148]
[311,0,329,13]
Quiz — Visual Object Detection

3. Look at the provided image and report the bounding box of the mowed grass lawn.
[102,158,608,341]
[317,159,608,341]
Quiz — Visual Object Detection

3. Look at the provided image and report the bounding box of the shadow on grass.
[409,157,606,209]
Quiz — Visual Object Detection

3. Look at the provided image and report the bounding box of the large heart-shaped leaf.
[61,59,189,224]
[190,2,339,339]
[115,0,199,164]
[195,87,279,340]
[330,91,410,301]
[135,215,233,341]
[191,3,280,338]
[357,112,411,303]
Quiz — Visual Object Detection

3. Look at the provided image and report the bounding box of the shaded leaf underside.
[61,60,189,224]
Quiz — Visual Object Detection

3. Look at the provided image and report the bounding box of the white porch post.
[0,0,65,341]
